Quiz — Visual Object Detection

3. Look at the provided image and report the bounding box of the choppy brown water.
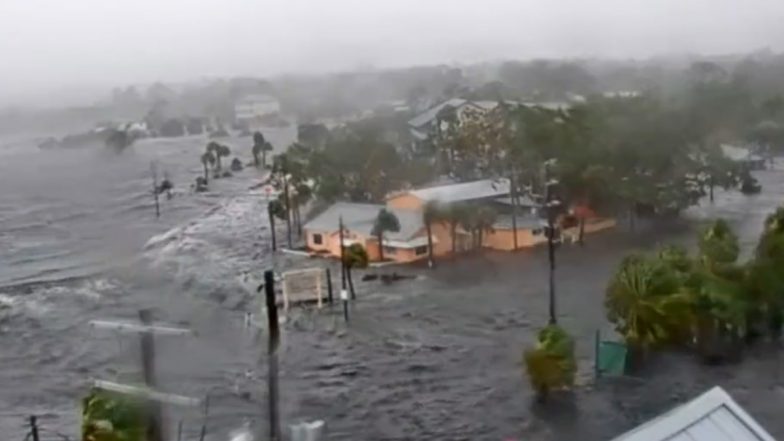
[2,134,784,440]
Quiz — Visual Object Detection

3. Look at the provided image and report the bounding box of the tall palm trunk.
[377,232,384,261]
[203,163,209,183]
[283,176,292,248]
[709,175,715,203]
[347,266,356,299]
[450,223,457,253]
[268,205,277,251]
[296,204,303,237]
[262,151,267,168]
[425,223,434,268]
[510,172,519,250]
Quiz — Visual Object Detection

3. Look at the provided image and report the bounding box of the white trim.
[383,236,438,249]
[611,386,775,441]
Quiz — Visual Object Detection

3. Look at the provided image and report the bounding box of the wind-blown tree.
[104,128,136,153]
[688,220,747,361]
[200,150,215,183]
[747,208,784,338]
[473,206,497,249]
[371,208,401,261]
[343,243,369,298]
[446,203,469,253]
[252,131,265,167]
[523,324,577,402]
[422,201,440,268]
[82,389,146,441]
[267,199,286,251]
[605,254,691,362]
[206,142,230,171]
[290,182,312,237]
[270,153,294,248]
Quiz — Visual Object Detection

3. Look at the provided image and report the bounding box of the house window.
[312,233,323,245]
[383,246,397,255]
[415,245,428,255]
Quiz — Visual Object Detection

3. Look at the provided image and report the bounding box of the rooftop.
[404,178,511,204]
[611,386,776,441]
[303,202,423,241]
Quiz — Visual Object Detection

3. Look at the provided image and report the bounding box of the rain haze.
[2,0,784,105]
[7,1,784,441]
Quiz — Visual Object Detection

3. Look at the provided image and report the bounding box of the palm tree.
[523,324,576,402]
[200,151,215,182]
[82,389,146,441]
[371,209,401,261]
[267,199,286,251]
[252,131,265,167]
[474,206,497,249]
[422,201,441,268]
[215,144,231,171]
[605,254,690,363]
[291,182,312,237]
[446,204,469,253]
[271,154,293,248]
[343,243,369,298]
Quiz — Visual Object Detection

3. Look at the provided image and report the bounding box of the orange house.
[304,178,616,263]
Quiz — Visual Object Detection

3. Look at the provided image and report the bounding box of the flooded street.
[2,136,784,440]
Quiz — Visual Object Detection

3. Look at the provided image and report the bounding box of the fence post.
[29,416,40,441]
[264,270,281,441]
[594,329,601,379]
[325,268,334,305]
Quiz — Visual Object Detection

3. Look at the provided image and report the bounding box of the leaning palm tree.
[200,150,215,182]
[343,243,369,298]
[82,388,146,441]
[215,144,231,171]
[422,200,442,268]
[474,206,497,249]
[605,254,690,364]
[446,204,469,253]
[371,209,401,261]
[267,199,286,251]
[252,131,265,167]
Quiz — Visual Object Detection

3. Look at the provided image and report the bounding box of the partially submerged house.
[721,144,766,170]
[610,386,776,441]
[304,178,615,263]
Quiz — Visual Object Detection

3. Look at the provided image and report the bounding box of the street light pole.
[339,216,346,291]
[544,161,558,325]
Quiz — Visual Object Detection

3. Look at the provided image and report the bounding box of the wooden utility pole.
[29,416,40,441]
[510,171,519,251]
[268,203,277,252]
[544,162,558,325]
[263,270,281,441]
[89,313,198,441]
[151,162,160,219]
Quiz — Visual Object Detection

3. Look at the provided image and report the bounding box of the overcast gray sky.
[2,0,784,106]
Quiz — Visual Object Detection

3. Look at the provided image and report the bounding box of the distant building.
[304,178,606,263]
[721,144,766,170]
[406,98,570,146]
[234,94,281,122]
[610,386,775,441]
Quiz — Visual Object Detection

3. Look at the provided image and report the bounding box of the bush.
[523,324,576,401]
[82,388,146,441]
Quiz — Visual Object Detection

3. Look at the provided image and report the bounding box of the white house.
[611,386,775,441]
[234,94,281,121]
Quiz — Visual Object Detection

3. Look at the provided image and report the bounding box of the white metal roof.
[406,178,511,204]
[303,202,423,240]
[611,386,776,441]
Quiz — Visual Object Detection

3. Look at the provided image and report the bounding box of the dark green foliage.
[523,325,576,401]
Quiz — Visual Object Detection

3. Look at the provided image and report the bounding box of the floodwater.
[2,132,784,441]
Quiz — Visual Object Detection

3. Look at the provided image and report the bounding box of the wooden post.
[268,203,277,252]
[29,415,40,441]
[341,289,349,323]
[316,271,322,308]
[325,268,334,305]
[139,309,165,441]
[263,270,281,441]
[594,329,601,379]
[151,162,160,219]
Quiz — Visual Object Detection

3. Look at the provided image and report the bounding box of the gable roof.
[402,178,511,204]
[611,386,776,441]
[407,98,469,128]
[303,202,423,240]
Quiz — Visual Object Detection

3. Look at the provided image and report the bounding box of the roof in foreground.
[303,202,423,240]
[610,386,776,441]
[404,178,511,204]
